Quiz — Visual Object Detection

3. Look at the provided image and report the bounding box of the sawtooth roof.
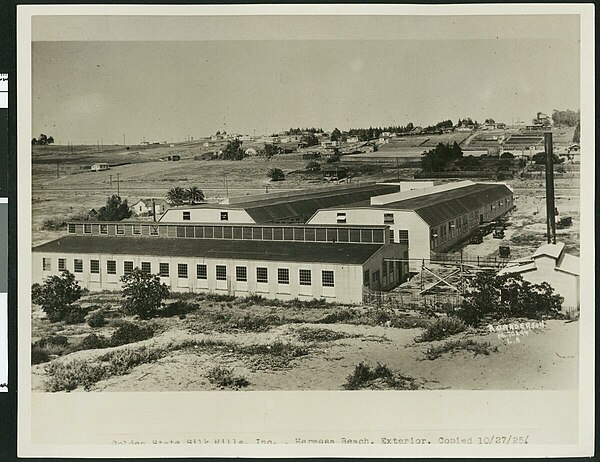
[33,235,384,265]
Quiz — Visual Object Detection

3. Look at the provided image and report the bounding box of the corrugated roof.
[326,183,513,226]
[33,236,383,265]
[243,184,399,223]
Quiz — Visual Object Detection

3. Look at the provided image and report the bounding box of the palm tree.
[166,187,186,206]
[185,186,205,205]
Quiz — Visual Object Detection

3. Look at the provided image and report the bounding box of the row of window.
[336,212,395,224]
[42,258,335,287]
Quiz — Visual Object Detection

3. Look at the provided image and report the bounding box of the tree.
[458,272,563,326]
[120,269,170,319]
[551,109,580,127]
[97,195,131,221]
[222,139,245,161]
[300,133,319,147]
[267,168,285,181]
[573,121,580,143]
[31,271,83,322]
[500,152,515,159]
[185,186,204,204]
[47,136,55,144]
[31,138,37,145]
[421,142,463,173]
[263,144,281,159]
[485,118,496,124]
[532,152,564,165]
[330,128,342,142]
[305,160,321,171]
[166,187,186,206]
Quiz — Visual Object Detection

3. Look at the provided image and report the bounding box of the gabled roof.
[324,183,513,227]
[532,242,565,260]
[32,235,384,265]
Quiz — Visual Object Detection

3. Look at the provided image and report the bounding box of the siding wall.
[160,208,255,223]
[33,252,365,304]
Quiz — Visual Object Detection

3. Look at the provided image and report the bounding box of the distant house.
[498,242,579,311]
[347,136,359,143]
[91,163,109,172]
[567,143,580,153]
[320,140,340,149]
[322,166,348,182]
[244,147,258,156]
[131,198,169,217]
[159,155,181,161]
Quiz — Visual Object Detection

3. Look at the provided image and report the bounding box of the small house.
[131,198,169,217]
[322,166,348,182]
[498,242,579,311]
[244,147,258,157]
[91,163,109,172]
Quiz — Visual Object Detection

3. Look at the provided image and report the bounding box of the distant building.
[244,147,258,156]
[322,166,348,182]
[498,242,579,311]
[347,136,359,143]
[130,198,169,217]
[159,155,180,161]
[90,163,109,172]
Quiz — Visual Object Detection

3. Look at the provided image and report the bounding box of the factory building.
[307,181,514,271]
[32,222,408,304]
[159,182,400,224]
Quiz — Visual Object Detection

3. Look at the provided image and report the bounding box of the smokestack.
[544,132,556,244]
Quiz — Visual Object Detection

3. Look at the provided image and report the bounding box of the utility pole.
[116,173,121,197]
[152,198,157,222]
[97,141,99,153]
[544,132,556,244]
[109,174,112,188]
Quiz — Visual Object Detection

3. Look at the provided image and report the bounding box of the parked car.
[493,227,505,239]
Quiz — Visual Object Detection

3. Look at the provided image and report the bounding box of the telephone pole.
[544,132,556,244]
[116,173,121,197]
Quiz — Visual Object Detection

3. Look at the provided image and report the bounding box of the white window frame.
[235,266,248,282]
[74,259,83,273]
[256,267,268,283]
[299,269,312,286]
[177,263,188,278]
[90,259,100,274]
[159,262,170,277]
[42,257,51,272]
[107,260,117,275]
[216,265,227,281]
[322,270,335,287]
[196,264,208,280]
[277,268,290,285]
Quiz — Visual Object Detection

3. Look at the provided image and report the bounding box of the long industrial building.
[159,182,400,224]
[307,181,514,271]
[32,222,408,304]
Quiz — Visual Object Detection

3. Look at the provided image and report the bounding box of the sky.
[31,15,581,145]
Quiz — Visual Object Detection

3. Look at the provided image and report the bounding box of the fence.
[362,287,463,309]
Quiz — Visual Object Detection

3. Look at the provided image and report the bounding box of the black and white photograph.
[17,4,594,458]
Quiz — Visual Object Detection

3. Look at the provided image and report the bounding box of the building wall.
[33,252,365,304]
[308,208,429,272]
[362,243,409,291]
[517,258,579,309]
[160,208,256,224]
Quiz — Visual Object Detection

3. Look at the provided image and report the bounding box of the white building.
[130,198,169,217]
[498,242,579,311]
[307,181,514,272]
[33,222,408,304]
[90,163,109,172]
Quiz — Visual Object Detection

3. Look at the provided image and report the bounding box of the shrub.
[318,308,360,324]
[78,333,111,351]
[159,300,199,318]
[31,271,83,322]
[86,309,107,328]
[239,341,308,358]
[343,362,418,390]
[295,327,350,343]
[458,272,563,326]
[206,366,250,389]
[110,322,154,347]
[267,168,285,181]
[305,160,321,171]
[63,304,88,325]
[120,269,170,319]
[33,335,70,353]
[414,316,466,343]
[41,218,67,231]
[423,339,499,360]
[31,345,50,365]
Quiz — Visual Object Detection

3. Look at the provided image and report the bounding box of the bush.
[295,327,350,343]
[423,339,498,360]
[414,316,466,343]
[78,333,111,351]
[343,362,418,390]
[110,322,154,347]
[267,168,285,181]
[159,300,199,318]
[120,269,170,319]
[63,304,88,325]
[33,335,70,352]
[31,345,51,365]
[41,218,67,231]
[31,271,83,322]
[458,272,563,326]
[86,308,107,328]
[206,366,250,389]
